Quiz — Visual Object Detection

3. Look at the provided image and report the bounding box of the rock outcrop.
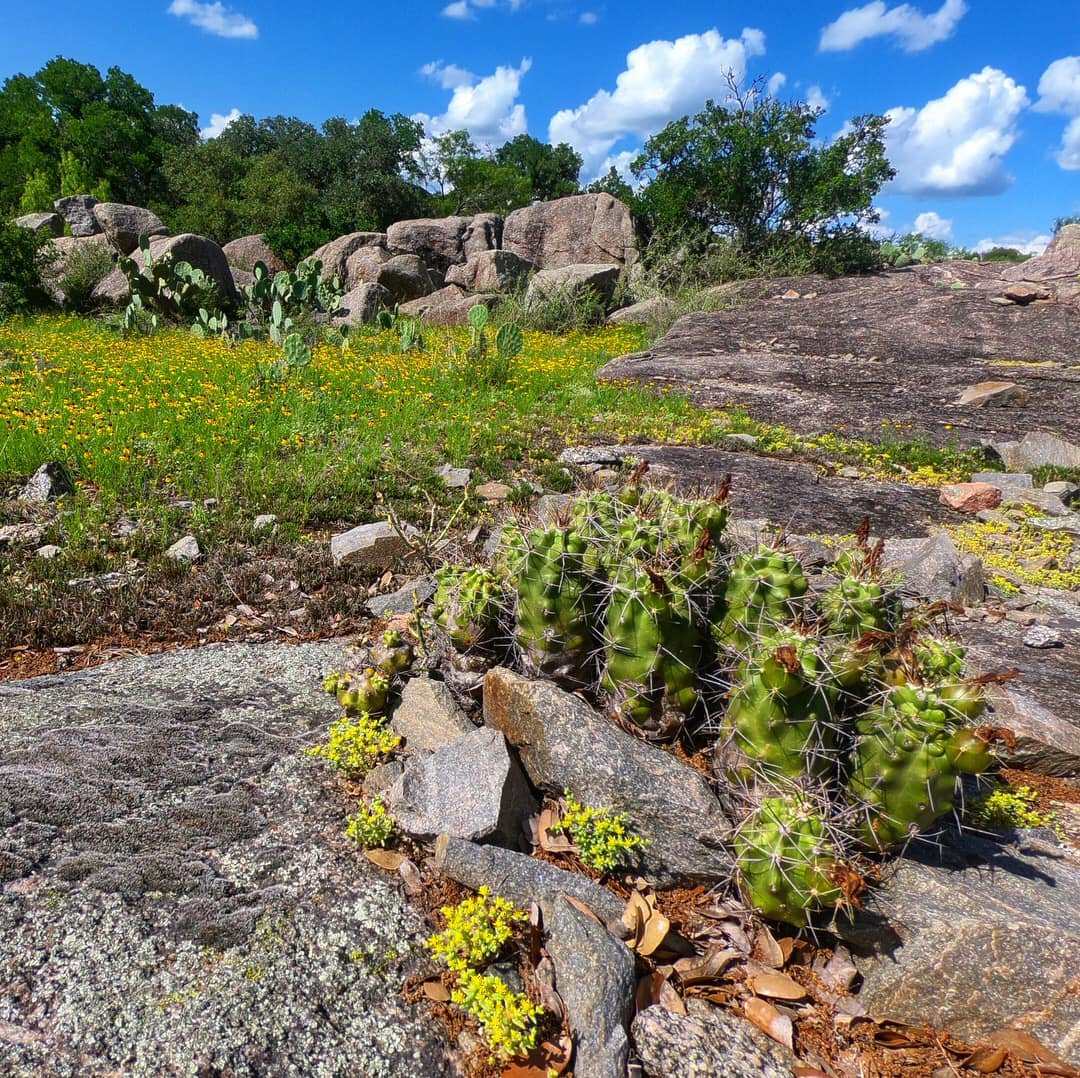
[53,194,100,237]
[503,193,638,269]
[91,202,168,254]
[13,212,63,237]
[309,232,386,281]
[222,234,285,274]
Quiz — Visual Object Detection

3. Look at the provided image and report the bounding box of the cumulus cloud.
[1035,56,1080,170]
[168,0,257,39]
[200,107,242,139]
[806,85,830,112]
[442,0,523,17]
[974,233,1051,256]
[416,59,531,144]
[767,73,788,96]
[913,210,952,240]
[819,0,965,53]
[549,27,766,176]
[883,67,1028,196]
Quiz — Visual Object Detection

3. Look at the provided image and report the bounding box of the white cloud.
[416,59,531,144]
[884,67,1029,196]
[580,11,598,25]
[913,210,952,240]
[806,85,830,112]
[549,27,766,175]
[1035,56,1080,170]
[819,0,965,53]
[767,73,788,96]
[974,233,1052,256]
[200,107,242,139]
[442,0,523,17]
[168,0,257,39]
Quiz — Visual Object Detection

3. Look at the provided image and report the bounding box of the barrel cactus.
[714,547,808,652]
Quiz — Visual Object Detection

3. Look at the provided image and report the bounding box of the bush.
[0,222,52,319]
[57,241,115,313]
[496,283,608,333]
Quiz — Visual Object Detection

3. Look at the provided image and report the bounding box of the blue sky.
[2,0,1078,251]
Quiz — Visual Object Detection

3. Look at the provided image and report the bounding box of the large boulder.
[14,212,63,237]
[91,234,238,307]
[445,249,533,294]
[463,212,502,257]
[221,234,284,274]
[91,203,168,254]
[309,232,386,282]
[386,216,472,274]
[1003,223,1080,283]
[398,285,501,326]
[45,234,114,278]
[53,194,101,237]
[503,194,638,270]
[526,263,622,309]
[344,243,391,288]
[376,253,439,302]
[336,281,393,325]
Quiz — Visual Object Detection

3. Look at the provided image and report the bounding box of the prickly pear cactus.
[432,566,503,651]
[714,547,808,652]
[734,795,848,927]
[847,684,992,850]
[514,526,598,690]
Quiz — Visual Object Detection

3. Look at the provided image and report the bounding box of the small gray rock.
[330,520,417,570]
[35,544,61,560]
[165,535,201,562]
[632,1001,794,1078]
[1023,625,1065,649]
[0,523,47,548]
[991,431,1080,473]
[366,575,436,617]
[1001,489,1070,517]
[433,836,627,923]
[723,433,760,450]
[53,194,101,237]
[253,513,277,532]
[541,894,635,1078]
[21,461,75,504]
[971,471,1034,490]
[885,533,984,606]
[362,760,405,800]
[1030,513,1080,536]
[1043,480,1079,506]
[14,211,63,237]
[536,494,572,525]
[390,677,474,754]
[389,727,534,845]
[437,464,471,489]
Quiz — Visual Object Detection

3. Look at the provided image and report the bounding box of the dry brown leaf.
[872,1028,919,1048]
[983,1028,1065,1065]
[776,937,797,964]
[537,806,575,854]
[673,948,739,987]
[965,1045,1008,1073]
[635,971,666,1013]
[637,906,673,957]
[563,895,603,925]
[748,971,808,1002]
[397,858,423,895]
[533,957,566,1023]
[365,848,407,871]
[745,997,794,1051]
[422,979,451,1002]
[620,893,648,948]
[793,1068,831,1078]
[753,925,785,968]
[659,978,687,1016]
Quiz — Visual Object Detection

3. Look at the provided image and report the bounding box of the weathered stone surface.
[483,669,731,886]
[309,232,386,282]
[632,1001,794,1078]
[527,263,622,309]
[390,677,474,754]
[0,642,451,1076]
[503,194,638,270]
[0,523,46,549]
[840,831,1080,1059]
[437,463,471,489]
[230,266,254,292]
[222,234,284,274]
[44,233,114,279]
[1003,223,1080,283]
[607,296,675,325]
[344,242,392,287]
[971,471,1034,490]
[433,835,626,923]
[1000,488,1071,516]
[53,194,100,237]
[366,575,436,617]
[463,212,501,257]
[990,431,1080,473]
[884,533,985,605]
[445,249,533,293]
[20,461,74,504]
[14,212,63,237]
[253,513,277,532]
[476,481,512,502]
[336,281,393,325]
[1043,480,1080,505]
[386,216,471,274]
[939,482,1002,513]
[559,444,956,538]
[91,202,167,254]
[376,253,439,302]
[599,270,1080,449]
[399,284,501,326]
[954,380,1029,408]
[540,894,635,1078]
[165,535,201,561]
[329,520,417,570]
[388,727,534,844]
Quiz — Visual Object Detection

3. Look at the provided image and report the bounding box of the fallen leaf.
[537,805,575,854]
[745,997,794,1051]
[637,906,673,957]
[563,896,602,925]
[365,848,407,871]
[872,1028,919,1048]
[673,948,739,986]
[964,1044,1007,1073]
[636,971,666,1013]
[983,1028,1064,1065]
[753,924,785,968]
[398,859,423,895]
[659,978,687,1016]
[748,971,808,1002]
[793,1068,830,1077]
[422,978,450,1002]
[776,937,797,964]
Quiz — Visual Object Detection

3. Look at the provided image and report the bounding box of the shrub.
[0,221,52,319]
[425,886,526,971]
[451,970,543,1062]
[554,791,649,873]
[58,241,115,313]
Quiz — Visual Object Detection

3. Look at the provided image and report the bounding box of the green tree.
[59,149,93,197]
[420,131,532,215]
[633,78,894,255]
[19,169,54,213]
[494,134,581,200]
[586,166,636,206]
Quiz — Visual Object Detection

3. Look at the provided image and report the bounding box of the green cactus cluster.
[430,482,1006,926]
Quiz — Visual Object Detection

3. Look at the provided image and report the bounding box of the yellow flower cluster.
[946,516,1080,594]
[345,798,395,848]
[972,784,1061,835]
[305,713,400,778]
[451,969,543,1062]
[425,886,525,971]
[554,791,649,873]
